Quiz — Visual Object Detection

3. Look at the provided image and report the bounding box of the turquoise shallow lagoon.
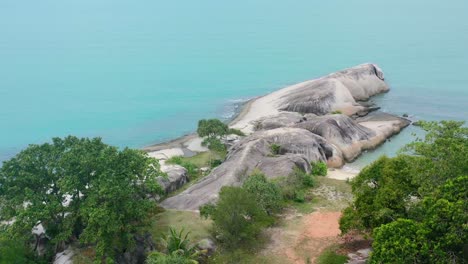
[1,0,467,166]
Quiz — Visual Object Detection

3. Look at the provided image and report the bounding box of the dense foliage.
[242,170,282,215]
[146,228,200,264]
[0,136,163,262]
[203,187,270,248]
[197,118,244,153]
[340,121,468,263]
[311,161,328,176]
[275,168,315,201]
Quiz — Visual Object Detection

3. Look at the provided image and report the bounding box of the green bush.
[166,156,200,180]
[270,143,281,155]
[317,248,348,264]
[294,190,306,203]
[330,110,343,114]
[228,128,245,137]
[275,168,315,200]
[146,251,197,264]
[243,170,282,215]
[302,173,315,187]
[210,187,271,248]
[210,159,223,168]
[199,204,216,219]
[202,138,227,154]
[311,161,327,176]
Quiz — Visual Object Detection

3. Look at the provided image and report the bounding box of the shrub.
[294,190,306,203]
[228,128,245,136]
[166,156,200,180]
[275,168,315,200]
[302,173,315,187]
[146,251,198,264]
[210,159,223,168]
[331,110,343,114]
[210,187,271,248]
[202,138,227,154]
[311,161,328,176]
[270,143,281,155]
[242,170,282,215]
[199,204,216,219]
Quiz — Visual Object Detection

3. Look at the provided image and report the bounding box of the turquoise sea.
[1,0,468,166]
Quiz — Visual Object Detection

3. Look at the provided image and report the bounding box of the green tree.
[210,187,270,248]
[340,155,418,233]
[371,176,468,263]
[401,120,468,195]
[370,219,431,264]
[0,136,163,261]
[197,119,229,140]
[242,171,282,215]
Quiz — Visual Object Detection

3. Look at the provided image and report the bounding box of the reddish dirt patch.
[301,211,342,238]
[261,211,342,264]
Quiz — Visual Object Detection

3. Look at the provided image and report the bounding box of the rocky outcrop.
[157,165,188,194]
[295,114,376,161]
[278,64,387,116]
[161,64,410,210]
[231,63,389,134]
[161,127,341,210]
[254,112,306,131]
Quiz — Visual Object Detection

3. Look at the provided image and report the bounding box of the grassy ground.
[73,175,353,263]
[316,246,348,264]
[149,209,213,243]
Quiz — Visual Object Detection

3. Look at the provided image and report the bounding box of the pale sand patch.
[147,148,184,160]
[327,168,358,181]
[183,136,208,152]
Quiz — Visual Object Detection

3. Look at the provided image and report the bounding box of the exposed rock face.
[277,63,387,115]
[255,112,306,131]
[161,64,410,210]
[231,63,389,134]
[54,248,75,264]
[157,165,188,194]
[116,233,155,264]
[295,114,376,161]
[197,238,217,256]
[161,128,341,210]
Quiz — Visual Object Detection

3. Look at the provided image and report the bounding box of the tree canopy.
[340,121,468,263]
[0,136,163,261]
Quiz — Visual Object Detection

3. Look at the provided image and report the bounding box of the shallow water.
[1,0,467,165]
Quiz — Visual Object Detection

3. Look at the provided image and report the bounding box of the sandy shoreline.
[142,98,255,154]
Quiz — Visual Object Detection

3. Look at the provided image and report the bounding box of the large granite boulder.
[231,64,389,134]
[161,64,410,211]
[157,165,188,194]
[160,127,341,210]
[295,114,376,161]
[254,112,306,131]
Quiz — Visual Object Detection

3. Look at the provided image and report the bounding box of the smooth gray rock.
[161,64,409,211]
[256,154,311,178]
[157,165,188,194]
[197,238,217,256]
[160,127,341,210]
[278,64,388,115]
[255,112,305,131]
[295,114,375,161]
